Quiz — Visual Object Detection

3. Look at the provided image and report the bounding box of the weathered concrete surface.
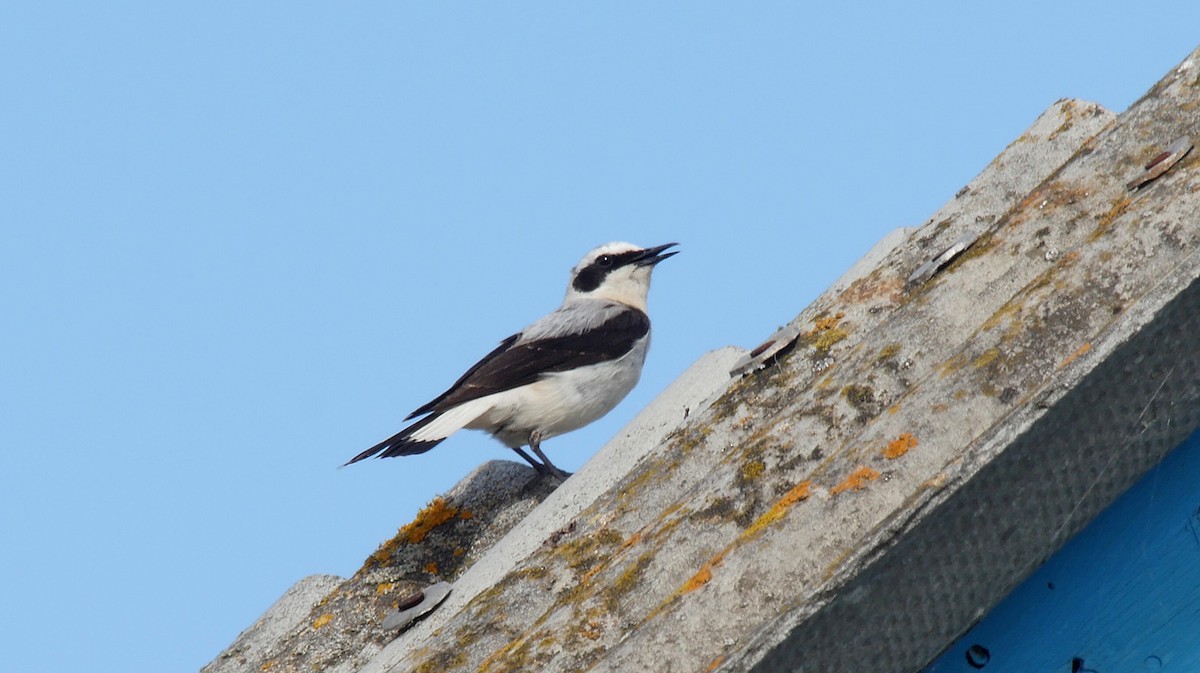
[204,574,344,673]
[365,47,1200,673]
[202,460,558,673]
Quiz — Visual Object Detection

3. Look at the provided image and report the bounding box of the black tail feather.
[343,414,445,466]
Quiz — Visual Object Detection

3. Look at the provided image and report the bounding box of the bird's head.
[563,242,678,311]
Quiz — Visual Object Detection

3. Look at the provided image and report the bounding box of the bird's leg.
[529,431,572,480]
[510,447,549,475]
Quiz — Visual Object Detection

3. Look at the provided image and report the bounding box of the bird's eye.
[597,255,613,268]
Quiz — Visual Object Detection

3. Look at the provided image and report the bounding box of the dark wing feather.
[406,334,520,419]
[409,308,649,418]
[343,413,443,465]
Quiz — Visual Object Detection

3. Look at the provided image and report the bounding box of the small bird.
[345,242,678,479]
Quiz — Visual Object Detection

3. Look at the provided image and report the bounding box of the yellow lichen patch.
[937,352,968,378]
[741,460,766,481]
[743,481,813,539]
[804,313,850,353]
[260,660,276,671]
[877,343,901,363]
[478,634,534,673]
[888,404,901,415]
[375,582,396,595]
[980,298,1024,334]
[816,372,839,389]
[812,327,849,352]
[1057,342,1092,370]
[830,467,880,495]
[424,561,439,575]
[613,550,655,597]
[312,613,334,630]
[704,655,727,673]
[884,433,918,459]
[973,347,1001,369]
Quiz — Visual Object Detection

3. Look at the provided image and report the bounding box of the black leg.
[510,447,548,475]
[529,432,571,480]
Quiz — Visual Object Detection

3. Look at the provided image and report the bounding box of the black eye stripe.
[602,250,644,268]
[571,249,644,293]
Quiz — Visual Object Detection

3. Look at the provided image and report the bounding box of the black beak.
[634,242,680,267]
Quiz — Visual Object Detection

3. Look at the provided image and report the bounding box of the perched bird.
[345,242,678,479]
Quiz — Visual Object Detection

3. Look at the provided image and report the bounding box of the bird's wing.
[407,303,649,419]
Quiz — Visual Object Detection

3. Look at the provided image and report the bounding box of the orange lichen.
[813,313,845,331]
[1057,342,1092,370]
[704,656,727,673]
[458,509,474,521]
[679,549,727,595]
[884,433,918,459]
[311,613,333,630]
[743,481,813,538]
[375,582,395,595]
[364,497,462,570]
[580,620,604,641]
[424,561,439,575]
[840,273,905,305]
[452,546,466,557]
[369,547,392,567]
[809,313,850,352]
[578,560,607,587]
[400,497,460,544]
[830,467,880,495]
[260,660,276,671]
[1090,196,1133,240]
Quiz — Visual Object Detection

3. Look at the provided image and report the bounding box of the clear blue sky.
[2,4,1196,672]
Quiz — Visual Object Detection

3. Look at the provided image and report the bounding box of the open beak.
[634,242,680,267]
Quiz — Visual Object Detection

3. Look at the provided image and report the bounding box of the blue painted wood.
[925,427,1200,673]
